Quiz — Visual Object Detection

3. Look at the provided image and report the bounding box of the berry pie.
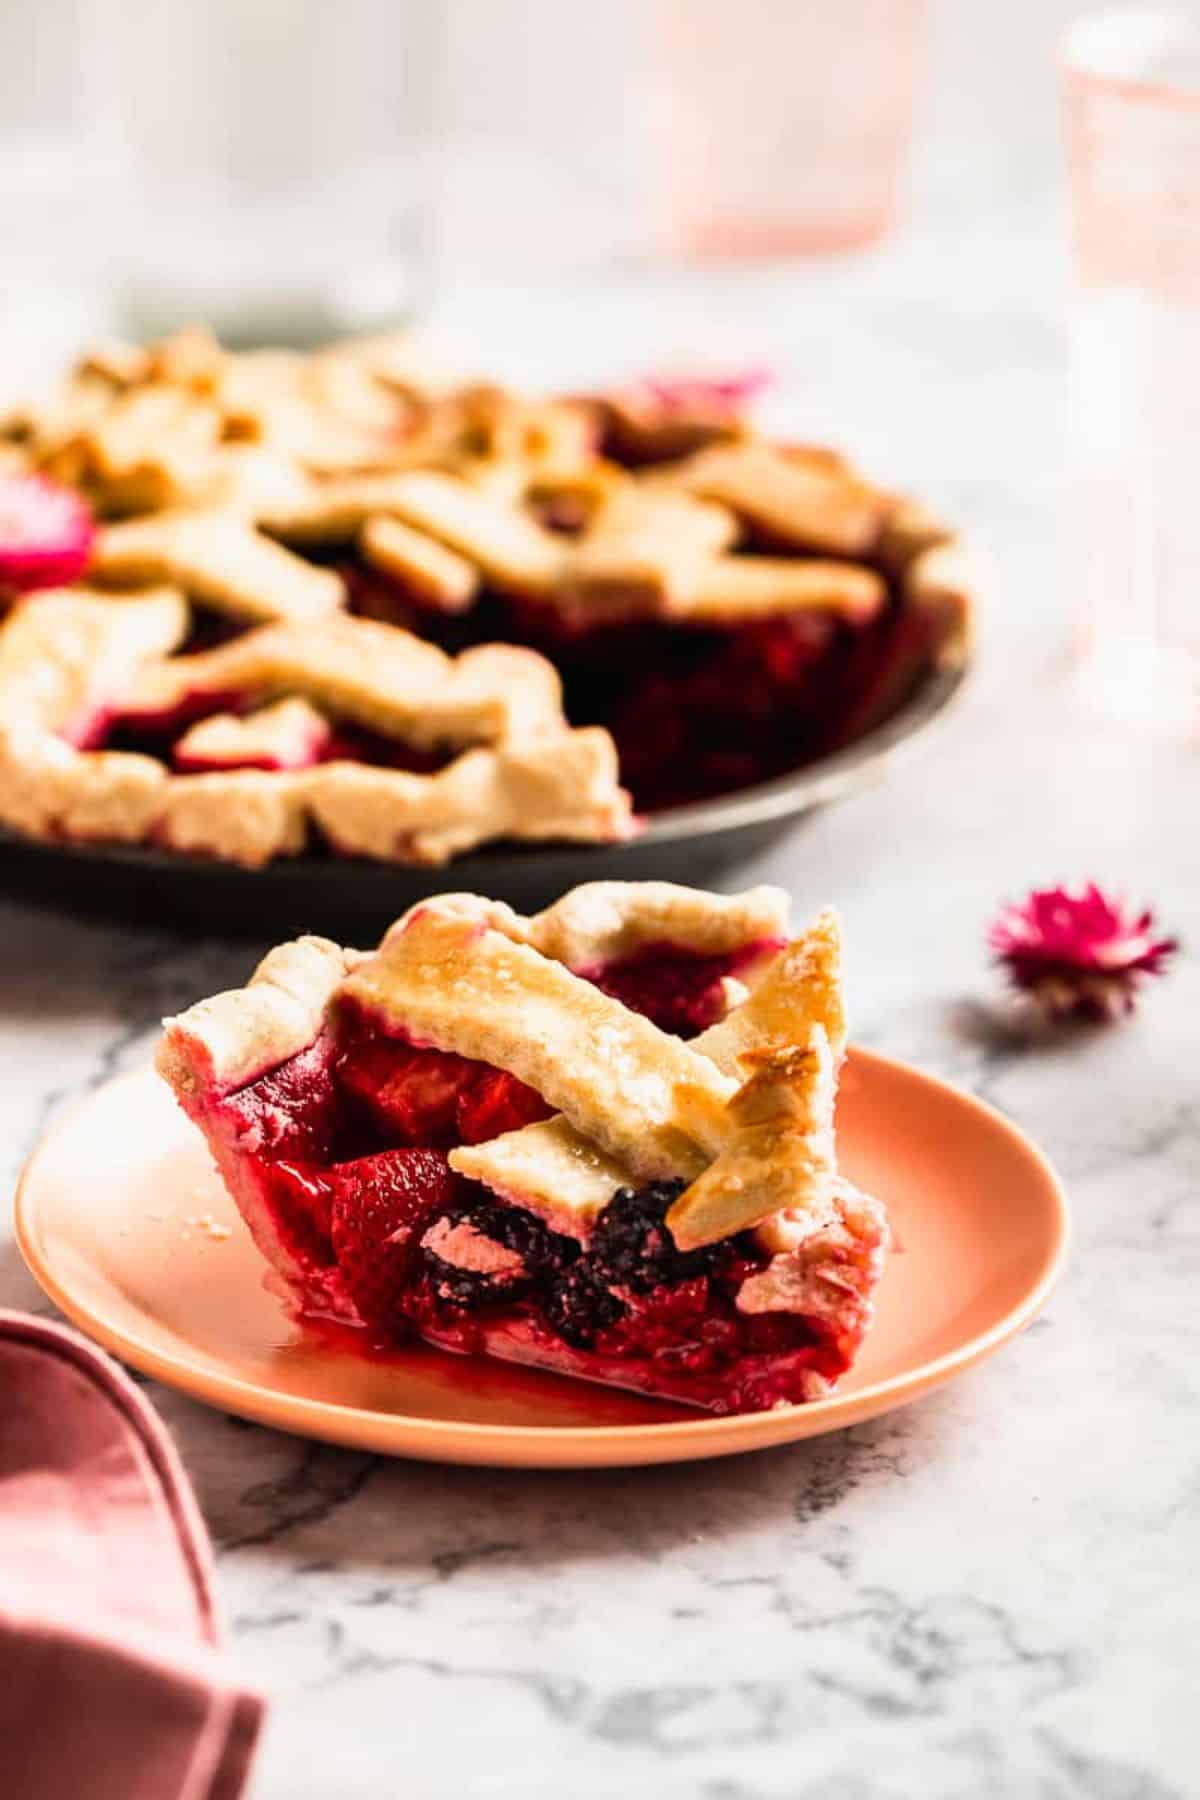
[0,327,972,864]
[157,879,888,1415]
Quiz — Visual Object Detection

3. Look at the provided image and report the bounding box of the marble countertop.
[2,10,1198,1794]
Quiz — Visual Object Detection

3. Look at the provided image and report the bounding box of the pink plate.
[14,1051,1068,1468]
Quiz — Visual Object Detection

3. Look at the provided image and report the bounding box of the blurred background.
[3,0,1199,721]
[0,1,1095,393]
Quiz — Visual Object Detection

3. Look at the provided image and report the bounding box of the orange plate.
[15,1052,1068,1469]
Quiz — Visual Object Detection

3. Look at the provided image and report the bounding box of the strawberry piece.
[329,1148,457,1331]
[456,1069,552,1144]
[337,1036,475,1145]
[267,1158,337,1244]
[0,474,94,593]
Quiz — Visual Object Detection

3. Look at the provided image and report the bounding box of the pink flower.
[988,883,1178,1022]
[636,367,773,418]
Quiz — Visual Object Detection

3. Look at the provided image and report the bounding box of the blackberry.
[589,1180,728,1293]
[456,1197,580,1280]
[423,1253,530,1312]
[421,1197,579,1314]
[541,1262,625,1349]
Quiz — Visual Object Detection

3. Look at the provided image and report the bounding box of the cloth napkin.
[0,1310,264,1800]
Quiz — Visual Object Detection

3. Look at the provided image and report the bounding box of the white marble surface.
[3,6,1200,1795]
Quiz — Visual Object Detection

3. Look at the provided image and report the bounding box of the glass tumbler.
[1063,7,1200,731]
[647,0,928,257]
[107,0,435,348]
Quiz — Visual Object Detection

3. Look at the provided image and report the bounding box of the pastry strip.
[304,729,632,864]
[679,556,885,623]
[123,616,565,749]
[0,587,188,736]
[370,471,565,593]
[359,514,481,612]
[665,1030,838,1249]
[457,910,844,1244]
[562,485,739,611]
[158,934,357,1098]
[94,512,345,622]
[343,904,737,1178]
[660,440,891,557]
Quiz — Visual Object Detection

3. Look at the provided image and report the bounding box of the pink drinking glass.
[648,0,928,257]
[1062,7,1200,730]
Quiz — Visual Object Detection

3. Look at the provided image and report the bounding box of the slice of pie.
[157,880,887,1415]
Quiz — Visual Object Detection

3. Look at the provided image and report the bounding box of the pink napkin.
[0,1310,264,1800]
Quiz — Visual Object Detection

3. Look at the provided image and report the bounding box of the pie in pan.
[157,879,888,1415]
[0,328,972,866]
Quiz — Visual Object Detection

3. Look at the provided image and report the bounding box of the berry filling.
[335,1030,552,1147]
[320,554,912,814]
[582,938,779,1036]
[186,945,874,1412]
[604,614,846,812]
[330,1149,458,1331]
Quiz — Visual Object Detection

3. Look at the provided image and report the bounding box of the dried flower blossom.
[988,883,1178,1022]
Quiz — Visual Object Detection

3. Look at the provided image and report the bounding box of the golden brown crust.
[0,592,631,866]
[452,904,846,1242]
[156,769,311,865]
[665,1029,838,1250]
[450,1121,630,1235]
[303,730,633,866]
[879,497,976,668]
[358,514,481,612]
[0,723,168,844]
[345,896,848,1248]
[0,586,188,734]
[9,328,975,640]
[694,908,846,1071]
[0,732,631,871]
[158,877,789,1107]
[655,440,892,557]
[0,735,629,871]
[518,879,791,968]
[903,538,977,670]
[579,390,748,465]
[380,879,789,979]
[123,614,565,749]
[344,904,735,1177]
[259,470,463,543]
[157,934,358,1097]
[94,511,346,622]
[0,327,974,875]
[681,555,884,624]
[561,485,739,614]
[358,470,566,593]
[157,888,873,1284]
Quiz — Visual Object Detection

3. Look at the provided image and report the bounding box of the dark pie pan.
[0,653,967,940]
